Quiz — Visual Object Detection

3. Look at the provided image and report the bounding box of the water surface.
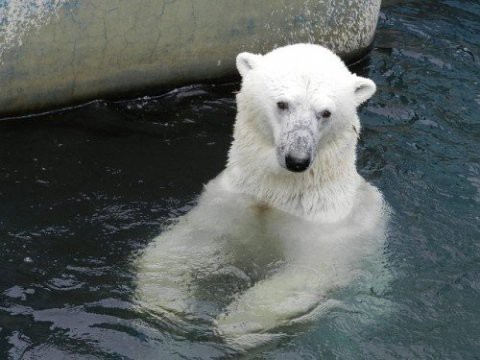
[1,0,480,358]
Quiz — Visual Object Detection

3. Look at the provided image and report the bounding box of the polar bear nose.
[285,154,311,172]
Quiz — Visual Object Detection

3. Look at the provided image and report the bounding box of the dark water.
[1,0,479,358]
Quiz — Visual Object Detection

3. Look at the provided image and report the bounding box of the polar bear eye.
[277,101,289,111]
[320,110,331,119]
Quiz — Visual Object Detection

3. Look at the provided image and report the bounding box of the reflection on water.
[1,0,480,358]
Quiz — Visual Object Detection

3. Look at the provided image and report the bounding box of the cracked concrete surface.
[0,0,381,117]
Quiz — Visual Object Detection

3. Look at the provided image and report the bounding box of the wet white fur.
[135,44,388,349]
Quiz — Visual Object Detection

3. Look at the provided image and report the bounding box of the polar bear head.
[233,44,376,173]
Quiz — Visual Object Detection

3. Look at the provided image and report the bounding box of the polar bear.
[135,43,389,348]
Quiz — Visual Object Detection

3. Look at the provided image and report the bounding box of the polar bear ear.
[353,76,376,105]
[236,52,263,77]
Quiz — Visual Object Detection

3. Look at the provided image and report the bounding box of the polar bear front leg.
[135,222,221,320]
[135,235,196,317]
[215,266,335,341]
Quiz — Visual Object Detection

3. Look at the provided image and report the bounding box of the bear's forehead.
[263,45,349,72]
[259,68,351,98]
[257,58,352,89]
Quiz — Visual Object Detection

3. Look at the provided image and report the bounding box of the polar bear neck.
[223,114,362,223]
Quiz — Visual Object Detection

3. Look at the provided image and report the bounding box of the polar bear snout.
[285,153,311,172]
[278,128,316,173]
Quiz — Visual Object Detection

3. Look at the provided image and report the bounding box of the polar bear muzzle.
[285,152,311,172]
[278,127,315,173]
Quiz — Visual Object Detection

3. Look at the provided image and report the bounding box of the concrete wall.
[0,0,381,117]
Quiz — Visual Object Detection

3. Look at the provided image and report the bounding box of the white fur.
[134,44,388,349]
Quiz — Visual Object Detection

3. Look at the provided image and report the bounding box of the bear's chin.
[278,163,312,176]
[282,166,309,174]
